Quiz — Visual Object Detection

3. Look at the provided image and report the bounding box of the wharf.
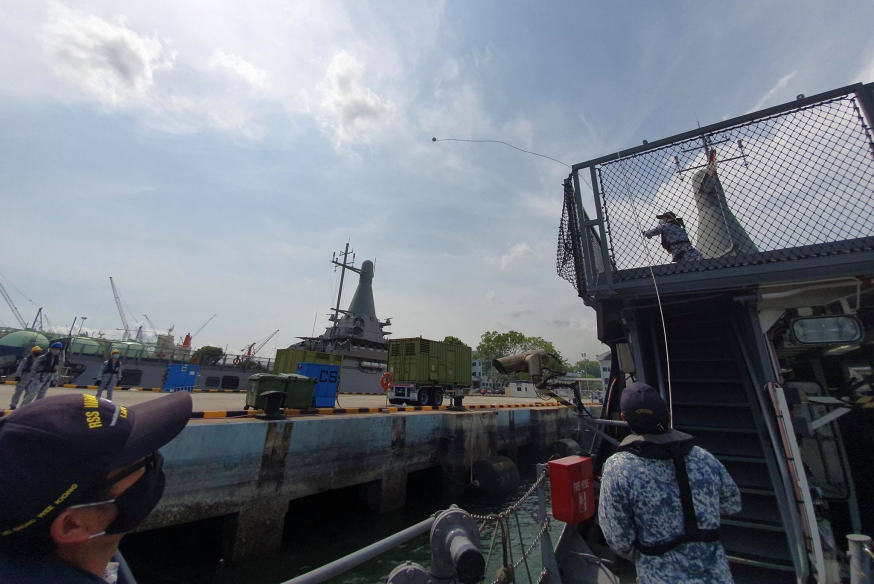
[146,405,571,561]
[0,385,575,561]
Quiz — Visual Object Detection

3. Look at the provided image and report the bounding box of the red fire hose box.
[548,456,595,524]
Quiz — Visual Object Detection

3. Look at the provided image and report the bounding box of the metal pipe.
[282,517,436,584]
[848,534,872,584]
[583,418,629,428]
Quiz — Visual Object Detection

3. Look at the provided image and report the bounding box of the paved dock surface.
[0,386,555,412]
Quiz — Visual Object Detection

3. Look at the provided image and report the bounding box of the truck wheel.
[388,398,404,405]
[417,387,431,406]
[431,388,444,406]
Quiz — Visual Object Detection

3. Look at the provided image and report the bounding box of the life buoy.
[380,372,393,392]
[190,357,199,365]
[233,357,241,366]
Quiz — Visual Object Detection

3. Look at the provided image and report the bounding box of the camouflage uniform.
[599,436,742,584]
[645,223,703,263]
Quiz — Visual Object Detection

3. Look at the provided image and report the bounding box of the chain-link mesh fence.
[577,92,874,284]
[557,176,606,295]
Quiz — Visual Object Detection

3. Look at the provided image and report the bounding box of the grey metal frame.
[570,82,874,301]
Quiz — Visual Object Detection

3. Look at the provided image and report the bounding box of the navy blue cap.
[0,392,191,539]
[620,382,669,434]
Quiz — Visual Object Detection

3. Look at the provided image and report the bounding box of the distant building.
[505,381,538,398]
[471,352,495,391]
[597,351,611,388]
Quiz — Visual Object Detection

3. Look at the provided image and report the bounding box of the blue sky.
[0,0,872,360]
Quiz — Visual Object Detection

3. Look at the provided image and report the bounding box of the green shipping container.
[245,373,289,410]
[387,338,472,387]
[245,373,317,410]
[274,348,343,375]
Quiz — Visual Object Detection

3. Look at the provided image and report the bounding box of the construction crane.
[110,277,131,340]
[31,307,44,331]
[0,280,27,329]
[142,315,160,335]
[182,314,217,348]
[241,330,280,359]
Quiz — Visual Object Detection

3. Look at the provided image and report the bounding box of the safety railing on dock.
[558,82,874,298]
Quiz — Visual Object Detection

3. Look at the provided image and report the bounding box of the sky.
[0,0,873,361]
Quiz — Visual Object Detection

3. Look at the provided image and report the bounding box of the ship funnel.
[347,260,376,317]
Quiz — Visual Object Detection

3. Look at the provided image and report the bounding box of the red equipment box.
[548,456,595,525]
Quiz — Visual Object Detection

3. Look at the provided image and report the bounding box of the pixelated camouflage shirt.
[598,435,742,584]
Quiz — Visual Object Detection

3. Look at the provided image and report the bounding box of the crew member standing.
[599,383,741,584]
[20,342,63,406]
[96,350,123,401]
[9,346,42,410]
[644,212,703,263]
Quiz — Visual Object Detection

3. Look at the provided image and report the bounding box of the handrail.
[281,516,436,584]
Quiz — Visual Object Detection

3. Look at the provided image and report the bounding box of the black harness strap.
[621,437,721,556]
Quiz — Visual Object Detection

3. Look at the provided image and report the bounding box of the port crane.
[0,280,27,329]
[110,277,131,340]
[181,314,217,348]
[241,330,279,360]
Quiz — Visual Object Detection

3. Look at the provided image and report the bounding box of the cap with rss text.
[0,392,192,538]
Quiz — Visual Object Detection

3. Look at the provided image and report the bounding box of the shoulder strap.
[627,443,720,555]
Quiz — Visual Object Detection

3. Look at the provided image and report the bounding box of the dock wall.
[140,407,571,561]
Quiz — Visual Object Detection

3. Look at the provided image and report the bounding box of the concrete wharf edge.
[138,405,572,561]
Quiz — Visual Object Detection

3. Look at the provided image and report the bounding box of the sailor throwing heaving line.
[644,212,703,263]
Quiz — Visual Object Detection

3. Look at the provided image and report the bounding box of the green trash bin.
[245,373,290,410]
[281,373,317,409]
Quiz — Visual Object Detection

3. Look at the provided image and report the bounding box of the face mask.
[658,218,667,225]
[51,349,60,355]
[68,452,166,538]
[111,355,119,360]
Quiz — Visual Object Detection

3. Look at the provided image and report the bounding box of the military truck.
[387,337,471,406]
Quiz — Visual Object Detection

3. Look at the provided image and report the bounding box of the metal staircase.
[637,297,807,581]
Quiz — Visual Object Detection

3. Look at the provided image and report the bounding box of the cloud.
[487,243,535,271]
[857,56,874,84]
[748,71,797,113]
[486,291,497,302]
[39,7,175,106]
[209,50,267,90]
[510,309,535,317]
[319,51,397,146]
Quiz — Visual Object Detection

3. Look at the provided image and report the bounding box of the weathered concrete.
[140,407,571,561]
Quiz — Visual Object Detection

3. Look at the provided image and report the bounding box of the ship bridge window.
[221,376,241,389]
[205,376,221,388]
[119,370,142,386]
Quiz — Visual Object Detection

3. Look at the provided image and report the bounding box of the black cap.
[655,211,677,220]
[0,392,192,539]
[620,382,669,434]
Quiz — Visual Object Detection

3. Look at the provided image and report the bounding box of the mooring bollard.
[848,534,872,584]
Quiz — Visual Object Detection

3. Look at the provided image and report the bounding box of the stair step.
[721,523,793,562]
[670,378,744,384]
[671,401,750,408]
[729,493,784,526]
[675,425,758,434]
[726,555,797,574]
[739,487,775,496]
[673,407,757,430]
[662,357,736,363]
[722,518,786,533]
[692,432,766,458]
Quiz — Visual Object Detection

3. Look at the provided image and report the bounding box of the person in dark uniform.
[0,392,192,583]
[644,212,703,263]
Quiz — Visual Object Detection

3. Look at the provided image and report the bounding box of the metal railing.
[558,82,874,296]
[282,466,559,584]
